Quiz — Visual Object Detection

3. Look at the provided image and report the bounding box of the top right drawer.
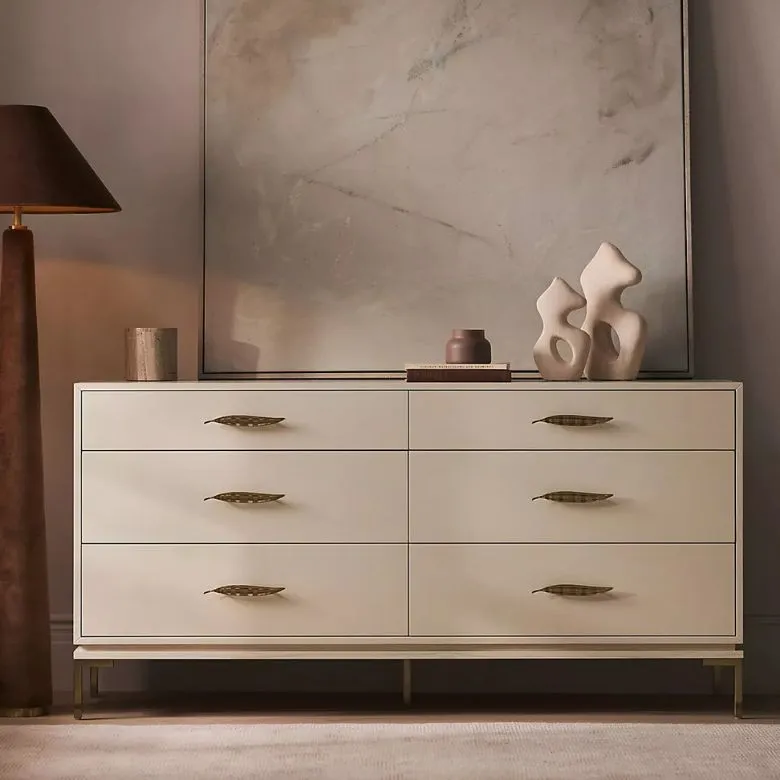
[409,389,736,451]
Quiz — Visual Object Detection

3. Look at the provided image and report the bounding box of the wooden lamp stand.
[0,209,50,716]
[0,105,120,715]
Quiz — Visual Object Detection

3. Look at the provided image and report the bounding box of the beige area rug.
[1,722,780,779]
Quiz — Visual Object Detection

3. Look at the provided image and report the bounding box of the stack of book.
[404,362,511,382]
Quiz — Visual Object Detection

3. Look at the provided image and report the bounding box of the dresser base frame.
[702,658,743,718]
[72,647,744,720]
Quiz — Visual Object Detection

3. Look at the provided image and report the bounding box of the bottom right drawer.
[409,544,736,639]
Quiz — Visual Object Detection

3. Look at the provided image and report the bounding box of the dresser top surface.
[75,380,742,392]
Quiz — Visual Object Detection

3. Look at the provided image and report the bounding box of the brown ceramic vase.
[445,329,492,364]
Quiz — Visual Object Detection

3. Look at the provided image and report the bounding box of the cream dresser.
[73,380,742,717]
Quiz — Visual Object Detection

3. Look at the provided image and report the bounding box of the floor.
[7,718,780,780]
[5,693,780,725]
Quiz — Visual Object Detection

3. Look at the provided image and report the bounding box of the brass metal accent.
[88,659,113,699]
[74,662,83,720]
[204,585,285,597]
[734,660,743,718]
[10,205,26,230]
[0,706,45,717]
[73,660,114,719]
[532,584,613,596]
[702,658,744,718]
[532,415,613,427]
[402,659,412,706]
[532,491,613,504]
[204,415,285,428]
[712,664,724,693]
[204,491,285,504]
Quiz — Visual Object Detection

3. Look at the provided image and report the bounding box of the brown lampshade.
[0,105,120,214]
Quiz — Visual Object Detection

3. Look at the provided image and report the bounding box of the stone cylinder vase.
[125,328,178,381]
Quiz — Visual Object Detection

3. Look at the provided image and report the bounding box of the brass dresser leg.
[712,664,724,694]
[702,658,744,719]
[0,706,46,718]
[74,662,84,720]
[90,666,100,699]
[734,659,744,719]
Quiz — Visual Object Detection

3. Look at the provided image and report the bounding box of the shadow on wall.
[36,258,199,629]
[689,4,744,377]
[691,0,780,652]
[0,0,204,633]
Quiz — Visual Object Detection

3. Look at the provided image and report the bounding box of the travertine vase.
[532,277,590,380]
[580,243,647,380]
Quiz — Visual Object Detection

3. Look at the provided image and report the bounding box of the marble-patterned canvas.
[204,0,689,375]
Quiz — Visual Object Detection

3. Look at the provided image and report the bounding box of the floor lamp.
[0,105,120,716]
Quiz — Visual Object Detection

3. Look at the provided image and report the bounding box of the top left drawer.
[79,390,408,451]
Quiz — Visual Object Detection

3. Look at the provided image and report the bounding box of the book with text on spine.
[404,363,509,370]
[404,362,511,382]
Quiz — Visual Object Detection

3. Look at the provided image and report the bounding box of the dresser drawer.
[81,451,407,543]
[409,389,735,450]
[80,390,407,450]
[410,451,735,543]
[409,544,735,638]
[80,544,407,637]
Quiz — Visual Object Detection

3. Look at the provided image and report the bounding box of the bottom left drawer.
[80,544,408,638]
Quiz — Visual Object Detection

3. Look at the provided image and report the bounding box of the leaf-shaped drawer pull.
[532,415,613,427]
[204,415,285,428]
[204,492,285,504]
[532,491,613,504]
[204,585,285,597]
[532,584,613,596]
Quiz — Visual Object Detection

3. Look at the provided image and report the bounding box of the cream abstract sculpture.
[580,242,647,380]
[533,277,591,380]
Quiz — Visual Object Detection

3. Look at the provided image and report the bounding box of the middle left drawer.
[80,451,408,543]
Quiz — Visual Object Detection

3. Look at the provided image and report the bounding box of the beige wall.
[2,0,780,695]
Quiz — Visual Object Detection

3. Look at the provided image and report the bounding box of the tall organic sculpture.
[532,277,591,380]
[580,243,647,380]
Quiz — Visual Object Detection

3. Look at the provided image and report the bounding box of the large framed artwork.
[202,0,691,378]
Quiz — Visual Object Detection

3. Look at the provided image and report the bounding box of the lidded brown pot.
[445,329,492,364]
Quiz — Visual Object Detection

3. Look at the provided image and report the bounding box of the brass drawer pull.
[204,492,285,504]
[532,491,613,504]
[532,584,613,596]
[204,415,285,428]
[532,415,613,427]
[204,585,285,597]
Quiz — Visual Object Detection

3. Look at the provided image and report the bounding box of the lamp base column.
[0,225,51,715]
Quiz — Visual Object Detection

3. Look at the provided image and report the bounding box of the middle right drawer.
[409,451,735,544]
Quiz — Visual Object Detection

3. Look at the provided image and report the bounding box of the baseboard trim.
[51,613,73,635]
[50,614,74,697]
[746,615,780,626]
